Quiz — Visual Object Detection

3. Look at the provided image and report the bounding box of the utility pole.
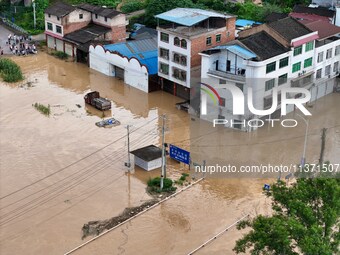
[32,0,36,30]
[160,114,166,190]
[296,113,309,168]
[319,128,327,166]
[125,125,131,170]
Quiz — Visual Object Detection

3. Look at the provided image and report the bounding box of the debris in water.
[81,199,158,239]
[95,117,120,128]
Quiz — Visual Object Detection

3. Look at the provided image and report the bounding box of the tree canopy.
[234,178,340,254]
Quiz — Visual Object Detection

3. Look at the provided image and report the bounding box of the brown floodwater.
[0,53,339,255]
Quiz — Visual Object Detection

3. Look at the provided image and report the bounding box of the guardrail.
[0,15,28,35]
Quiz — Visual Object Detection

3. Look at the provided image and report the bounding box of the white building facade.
[200,18,340,131]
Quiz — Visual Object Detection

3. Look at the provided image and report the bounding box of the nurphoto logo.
[200,82,312,129]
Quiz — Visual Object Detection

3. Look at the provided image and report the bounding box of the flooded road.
[0,53,339,254]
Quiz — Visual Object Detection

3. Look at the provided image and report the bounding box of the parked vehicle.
[95,118,120,128]
[84,91,111,110]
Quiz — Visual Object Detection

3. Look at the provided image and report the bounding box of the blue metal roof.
[104,38,158,75]
[236,19,262,27]
[155,8,234,27]
[210,45,257,60]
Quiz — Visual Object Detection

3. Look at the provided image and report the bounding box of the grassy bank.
[0,58,24,83]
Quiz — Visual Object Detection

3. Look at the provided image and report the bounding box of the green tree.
[263,0,310,8]
[234,178,340,254]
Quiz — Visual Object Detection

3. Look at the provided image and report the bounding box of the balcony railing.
[207,69,246,82]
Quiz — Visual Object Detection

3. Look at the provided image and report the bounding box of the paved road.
[0,24,12,55]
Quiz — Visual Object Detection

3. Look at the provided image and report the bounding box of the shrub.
[33,102,50,116]
[51,51,68,60]
[147,177,173,189]
[0,58,24,83]
[121,0,144,13]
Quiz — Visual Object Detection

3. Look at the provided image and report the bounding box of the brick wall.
[190,17,236,67]
[63,20,91,35]
[110,26,126,43]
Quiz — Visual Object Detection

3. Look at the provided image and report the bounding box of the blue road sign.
[169,144,190,165]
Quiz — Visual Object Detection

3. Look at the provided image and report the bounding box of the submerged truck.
[84,91,111,111]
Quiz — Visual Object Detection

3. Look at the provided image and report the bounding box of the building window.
[279,57,288,68]
[325,65,331,76]
[159,48,169,60]
[304,57,313,68]
[48,14,51,18]
[79,13,83,19]
[47,22,53,31]
[174,37,180,46]
[266,61,276,74]
[264,97,273,109]
[316,68,322,79]
[335,45,340,56]
[173,53,187,66]
[293,46,302,56]
[57,17,60,21]
[173,68,186,81]
[160,32,169,43]
[333,61,339,73]
[326,48,332,59]
[219,97,226,107]
[105,17,108,22]
[95,14,98,19]
[292,62,301,73]
[159,62,169,75]
[305,41,313,52]
[206,37,212,45]
[278,73,288,85]
[219,79,226,84]
[216,34,221,43]
[56,25,62,34]
[181,39,187,49]
[180,55,187,66]
[317,52,323,63]
[236,83,244,92]
[265,78,275,91]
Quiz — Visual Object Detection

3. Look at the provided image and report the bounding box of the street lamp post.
[296,113,309,168]
[32,0,36,30]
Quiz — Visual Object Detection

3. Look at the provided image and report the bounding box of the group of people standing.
[7,33,37,56]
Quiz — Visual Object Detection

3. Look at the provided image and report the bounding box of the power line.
[0,130,160,242]
[0,116,159,200]
[0,132,160,226]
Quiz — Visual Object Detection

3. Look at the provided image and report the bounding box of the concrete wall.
[157,30,192,88]
[89,45,150,93]
[134,156,162,171]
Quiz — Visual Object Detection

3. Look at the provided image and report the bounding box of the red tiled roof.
[302,20,340,40]
[289,12,331,23]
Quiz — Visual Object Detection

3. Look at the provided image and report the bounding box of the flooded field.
[0,53,339,255]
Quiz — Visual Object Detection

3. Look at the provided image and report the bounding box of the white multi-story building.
[199,17,340,131]
[155,8,236,99]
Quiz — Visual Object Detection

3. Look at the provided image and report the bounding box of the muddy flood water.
[0,53,339,255]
